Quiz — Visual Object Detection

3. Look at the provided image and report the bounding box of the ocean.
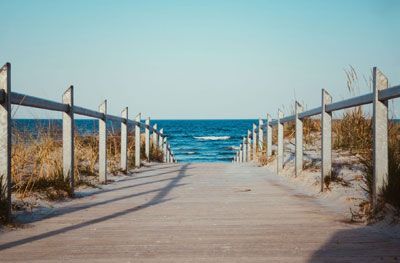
[13,119,258,163]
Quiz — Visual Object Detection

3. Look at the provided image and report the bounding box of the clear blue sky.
[1,0,399,119]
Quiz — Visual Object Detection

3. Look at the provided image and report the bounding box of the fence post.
[295,101,303,177]
[239,144,243,162]
[62,86,74,193]
[159,128,164,151]
[99,100,107,184]
[152,123,158,149]
[163,137,167,162]
[321,89,332,192]
[252,124,257,158]
[277,109,284,174]
[258,118,264,151]
[266,114,272,158]
[247,130,251,161]
[372,67,389,207]
[0,63,11,219]
[120,107,128,173]
[135,113,141,168]
[145,117,150,161]
[243,137,247,162]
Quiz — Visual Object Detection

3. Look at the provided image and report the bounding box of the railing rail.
[0,62,176,220]
[233,66,398,210]
[10,91,165,136]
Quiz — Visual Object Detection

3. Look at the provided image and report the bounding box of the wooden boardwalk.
[0,163,399,262]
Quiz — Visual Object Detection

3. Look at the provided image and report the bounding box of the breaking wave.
[194,136,231,141]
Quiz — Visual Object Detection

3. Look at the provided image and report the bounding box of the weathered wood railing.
[0,62,176,219]
[233,67,400,209]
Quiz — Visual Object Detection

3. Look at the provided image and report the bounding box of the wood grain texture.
[0,163,399,262]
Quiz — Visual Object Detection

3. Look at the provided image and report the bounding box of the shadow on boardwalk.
[0,163,191,251]
[309,227,400,262]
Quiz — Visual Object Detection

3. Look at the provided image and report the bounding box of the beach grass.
[259,67,400,218]
[0,125,164,223]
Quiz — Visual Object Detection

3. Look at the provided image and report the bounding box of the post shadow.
[308,226,400,262]
[0,163,191,251]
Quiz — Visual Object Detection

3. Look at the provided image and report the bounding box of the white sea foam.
[228,146,240,150]
[194,136,230,141]
[187,151,196,155]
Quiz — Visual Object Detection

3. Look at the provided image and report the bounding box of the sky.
[1,0,399,119]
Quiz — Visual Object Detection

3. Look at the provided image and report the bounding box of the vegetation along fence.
[233,67,400,209]
[0,62,176,219]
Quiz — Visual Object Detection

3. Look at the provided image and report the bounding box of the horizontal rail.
[298,106,322,119]
[280,115,295,123]
[326,94,372,112]
[8,91,167,137]
[6,91,169,141]
[266,84,400,126]
[74,105,104,119]
[106,114,124,123]
[11,92,69,112]
[380,84,400,101]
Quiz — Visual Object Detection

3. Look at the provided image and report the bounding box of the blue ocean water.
[13,119,257,163]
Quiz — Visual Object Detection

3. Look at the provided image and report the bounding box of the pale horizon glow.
[1,0,399,119]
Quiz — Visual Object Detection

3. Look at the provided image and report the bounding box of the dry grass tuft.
[359,122,400,213]
[333,107,372,153]
[11,130,69,199]
[0,176,9,223]
[303,118,320,145]
[9,126,165,204]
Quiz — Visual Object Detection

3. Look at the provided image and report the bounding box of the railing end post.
[372,66,389,207]
[98,100,107,184]
[0,62,12,220]
[62,85,75,194]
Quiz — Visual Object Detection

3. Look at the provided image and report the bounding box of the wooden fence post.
[120,107,128,173]
[62,86,74,193]
[239,144,243,162]
[277,109,284,174]
[99,100,107,183]
[247,130,252,161]
[163,137,167,163]
[372,67,389,207]
[266,114,272,158]
[159,128,164,151]
[145,117,150,161]
[295,101,303,177]
[152,123,158,149]
[0,63,11,219]
[258,118,264,151]
[243,137,247,162]
[321,89,332,192]
[166,145,169,163]
[135,113,141,168]
[252,124,257,158]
